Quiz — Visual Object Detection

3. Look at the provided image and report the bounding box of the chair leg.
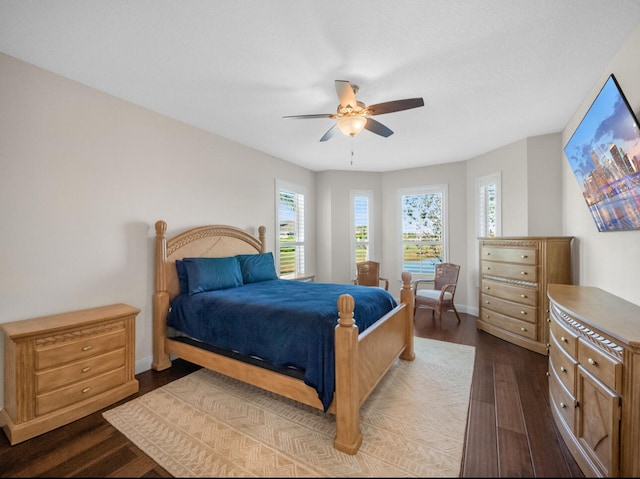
[452,306,461,322]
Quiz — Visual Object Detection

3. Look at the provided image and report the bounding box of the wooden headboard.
[154,220,267,301]
[152,220,266,369]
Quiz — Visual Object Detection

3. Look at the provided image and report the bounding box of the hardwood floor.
[0,311,584,477]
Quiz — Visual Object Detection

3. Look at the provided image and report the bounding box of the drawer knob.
[520,294,527,298]
[82,345,92,352]
[561,336,567,343]
[560,366,566,373]
[520,327,527,332]
[521,255,528,258]
[82,366,91,373]
[520,271,527,275]
[520,310,526,315]
[546,371,550,376]
[82,387,91,394]
[485,266,491,270]
[485,314,490,319]
[560,402,566,409]
[588,357,597,366]
[485,300,490,304]
[485,286,490,290]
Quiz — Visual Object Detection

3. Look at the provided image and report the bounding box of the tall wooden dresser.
[547,284,640,477]
[0,303,139,445]
[478,236,573,355]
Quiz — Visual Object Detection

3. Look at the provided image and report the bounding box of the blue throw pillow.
[182,257,243,295]
[236,252,278,284]
[175,259,189,294]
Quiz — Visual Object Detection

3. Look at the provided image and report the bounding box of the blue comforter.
[167,279,398,411]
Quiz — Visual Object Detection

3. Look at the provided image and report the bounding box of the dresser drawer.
[549,335,577,394]
[36,367,127,416]
[36,348,126,393]
[578,339,621,393]
[481,261,537,282]
[481,279,537,306]
[36,328,126,370]
[549,317,578,358]
[549,366,575,430]
[481,246,537,265]
[481,294,537,324]
[481,308,536,340]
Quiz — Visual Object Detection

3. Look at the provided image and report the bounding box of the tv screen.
[563,74,640,232]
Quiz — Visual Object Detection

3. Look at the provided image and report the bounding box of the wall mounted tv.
[564,74,640,232]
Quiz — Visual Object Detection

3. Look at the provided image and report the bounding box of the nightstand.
[0,303,140,445]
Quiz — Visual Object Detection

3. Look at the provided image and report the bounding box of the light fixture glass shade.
[337,115,367,137]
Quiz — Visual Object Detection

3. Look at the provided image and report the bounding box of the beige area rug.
[103,337,475,477]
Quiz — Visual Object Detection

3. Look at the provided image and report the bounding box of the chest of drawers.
[547,285,640,477]
[0,303,139,445]
[478,236,573,355]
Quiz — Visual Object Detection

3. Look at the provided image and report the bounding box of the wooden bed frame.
[152,220,415,454]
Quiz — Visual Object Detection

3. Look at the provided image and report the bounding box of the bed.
[152,220,415,454]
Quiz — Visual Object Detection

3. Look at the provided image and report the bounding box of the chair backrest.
[433,263,460,292]
[355,260,381,287]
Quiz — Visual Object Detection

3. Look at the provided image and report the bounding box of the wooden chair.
[414,262,461,322]
[353,260,389,291]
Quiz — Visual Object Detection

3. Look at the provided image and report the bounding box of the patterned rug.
[103,337,475,477]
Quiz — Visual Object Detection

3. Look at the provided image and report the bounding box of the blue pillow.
[236,252,278,284]
[182,257,243,295]
[175,259,189,294]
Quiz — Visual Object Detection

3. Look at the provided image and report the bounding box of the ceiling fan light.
[337,116,367,137]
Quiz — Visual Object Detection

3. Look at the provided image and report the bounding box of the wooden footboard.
[152,220,414,455]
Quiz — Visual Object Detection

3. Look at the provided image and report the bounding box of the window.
[276,180,306,278]
[350,190,373,273]
[476,172,501,238]
[399,185,448,278]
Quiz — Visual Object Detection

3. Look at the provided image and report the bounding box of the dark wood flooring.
[0,311,584,477]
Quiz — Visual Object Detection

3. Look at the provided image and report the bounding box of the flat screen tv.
[564,74,640,232]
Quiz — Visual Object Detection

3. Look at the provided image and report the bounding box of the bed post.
[400,271,415,361]
[152,220,172,371]
[258,225,266,253]
[333,293,362,455]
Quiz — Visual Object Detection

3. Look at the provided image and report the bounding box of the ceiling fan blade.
[367,97,424,115]
[335,80,358,108]
[283,113,334,119]
[320,124,339,142]
[364,118,394,137]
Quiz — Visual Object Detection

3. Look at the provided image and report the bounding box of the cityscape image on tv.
[564,75,640,232]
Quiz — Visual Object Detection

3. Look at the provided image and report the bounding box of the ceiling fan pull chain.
[350,137,354,166]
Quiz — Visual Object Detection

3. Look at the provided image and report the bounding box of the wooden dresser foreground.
[548,284,640,477]
[0,303,139,445]
[478,236,573,355]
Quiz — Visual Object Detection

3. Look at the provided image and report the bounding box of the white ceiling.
[2,1,640,172]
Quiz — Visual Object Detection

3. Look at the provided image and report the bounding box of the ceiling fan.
[283,80,425,142]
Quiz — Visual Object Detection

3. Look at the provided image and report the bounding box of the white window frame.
[398,184,449,281]
[475,172,502,238]
[350,189,374,277]
[275,179,306,278]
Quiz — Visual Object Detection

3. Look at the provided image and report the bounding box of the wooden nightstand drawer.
[481,261,537,282]
[36,348,126,393]
[36,367,127,416]
[578,339,621,393]
[36,327,125,370]
[481,246,537,265]
[481,279,537,306]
